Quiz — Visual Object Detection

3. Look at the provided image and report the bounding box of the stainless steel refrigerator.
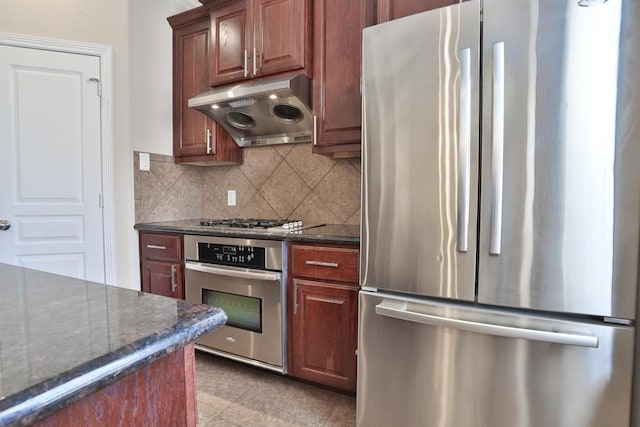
[358,1,640,426]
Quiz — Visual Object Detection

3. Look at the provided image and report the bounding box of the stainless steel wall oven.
[184,235,286,373]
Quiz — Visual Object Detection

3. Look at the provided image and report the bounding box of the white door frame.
[0,32,117,284]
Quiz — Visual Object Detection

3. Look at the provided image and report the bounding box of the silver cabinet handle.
[253,47,257,76]
[0,220,10,231]
[313,115,318,146]
[206,128,212,154]
[305,260,339,268]
[293,280,299,314]
[457,48,472,253]
[375,300,599,348]
[243,49,248,77]
[171,265,177,293]
[490,42,505,255]
[186,261,281,281]
[146,244,166,250]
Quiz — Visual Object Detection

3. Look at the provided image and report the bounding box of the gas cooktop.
[199,218,303,230]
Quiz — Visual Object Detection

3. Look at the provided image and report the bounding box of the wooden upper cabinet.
[169,7,242,165]
[210,0,250,86]
[210,0,310,87]
[312,0,375,158]
[376,0,460,22]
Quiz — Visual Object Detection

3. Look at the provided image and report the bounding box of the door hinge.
[98,193,104,208]
[89,77,102,97]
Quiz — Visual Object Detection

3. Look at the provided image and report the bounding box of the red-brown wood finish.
[288,242,359,393]
[292,279,358,392]
[139,232,185,299]
[210,0,310,86]
[312,0,375,158]
[141,259,184,299]
[254,0,309,77]
[169,6,242,165]
[376,0,460,22]
[291,244,359,283]
[35,344,198,427]
[210,0,250,86]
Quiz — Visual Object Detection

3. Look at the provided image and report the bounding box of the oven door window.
[203,289,262,333]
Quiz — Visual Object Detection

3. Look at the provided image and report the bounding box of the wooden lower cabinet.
[290,278,358,392]
[287,242,359,393]
[139,232,184,299]
[141,259,184,299]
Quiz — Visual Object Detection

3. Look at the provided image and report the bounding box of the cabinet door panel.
[254,0,308,76]
[170,8,242,165]
[141,260,183,299]
[312,0,374,156]
[210,1,250,86]
[175,21,213,158]
[291,279,357,392]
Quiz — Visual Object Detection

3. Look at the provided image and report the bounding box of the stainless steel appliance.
[184,234,287,373]
[359,1,640,426]
[198,217,306,232]
[188,74,314,147]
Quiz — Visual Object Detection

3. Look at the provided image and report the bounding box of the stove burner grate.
[199,218,295,229]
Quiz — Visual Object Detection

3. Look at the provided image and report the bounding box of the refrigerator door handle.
[490,42,505,255]
[457,48,472,252]
[375,300,599,348]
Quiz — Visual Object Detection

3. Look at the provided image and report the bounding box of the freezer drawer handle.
[375,301,599,348]
[186,261,281,282]
[490,42,505,255]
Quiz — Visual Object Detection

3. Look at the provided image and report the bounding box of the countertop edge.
[134,223,360,245]
[0,305,227,426]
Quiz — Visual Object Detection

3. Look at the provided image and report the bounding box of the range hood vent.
[188,74,314,147]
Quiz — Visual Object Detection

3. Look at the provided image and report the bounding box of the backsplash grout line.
[133,149,361,225]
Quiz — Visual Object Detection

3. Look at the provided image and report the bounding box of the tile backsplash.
[133,144,361,225]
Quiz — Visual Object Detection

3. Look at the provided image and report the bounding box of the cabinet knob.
[0,220,10,231]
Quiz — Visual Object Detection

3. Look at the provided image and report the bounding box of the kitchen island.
[0,263,227,426]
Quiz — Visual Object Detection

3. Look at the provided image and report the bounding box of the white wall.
[0,0,197,289]
[130,0,199,156]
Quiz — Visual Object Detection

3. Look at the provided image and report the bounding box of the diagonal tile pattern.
[133,143,361,225]
[195,352,356,427]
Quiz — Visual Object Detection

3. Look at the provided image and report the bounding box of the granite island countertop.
[134,219,360,245]
[0,263,227,426]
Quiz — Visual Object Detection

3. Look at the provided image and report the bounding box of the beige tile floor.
[195,352,356,427]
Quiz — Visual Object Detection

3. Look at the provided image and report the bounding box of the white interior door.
[0,45,105,283]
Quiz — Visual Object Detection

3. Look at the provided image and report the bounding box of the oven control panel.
[197,242,266,270]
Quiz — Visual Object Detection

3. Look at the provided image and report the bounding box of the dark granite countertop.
[134,219,360,245]
[0,263,227,426]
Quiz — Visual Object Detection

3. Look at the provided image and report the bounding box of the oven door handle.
[186,261,281,282]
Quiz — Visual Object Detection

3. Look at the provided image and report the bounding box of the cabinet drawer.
[291,244,359,283]
[140,233,182,262]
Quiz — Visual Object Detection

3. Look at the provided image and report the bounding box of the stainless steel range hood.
[188,74,314,147]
